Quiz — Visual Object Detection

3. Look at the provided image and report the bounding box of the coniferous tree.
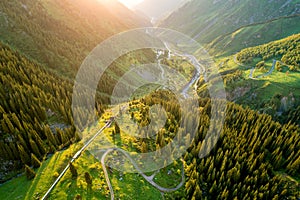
[18,144,31,164]
[25,164,36,180]
[31,153,41,168]
[84,172,93,186]
[44,125,58,147]
[29,139,42,158]
[69,162,78,178]
[115,123,120,134]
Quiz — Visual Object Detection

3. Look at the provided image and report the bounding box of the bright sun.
[118,0,144,8]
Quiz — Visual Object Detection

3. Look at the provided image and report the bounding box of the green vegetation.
[215,34,300,125]
[162,0,300,55]
[0,0,146,77]
[0,142,163,200]
[237,33,300,69]
[0,41,79,182]
[0,33,156,182]
[209,15,300,56]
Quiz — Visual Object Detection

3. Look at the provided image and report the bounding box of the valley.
[0,0,299,199]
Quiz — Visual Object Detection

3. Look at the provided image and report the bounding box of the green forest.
[237,34,300,70]
[0,42,77,181]
[125,89,300,199]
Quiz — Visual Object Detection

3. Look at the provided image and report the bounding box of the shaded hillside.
[0,0,149,77]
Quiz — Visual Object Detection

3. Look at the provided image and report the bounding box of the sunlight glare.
[118,0,144,9]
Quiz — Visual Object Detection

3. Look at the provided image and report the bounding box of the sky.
[118,0,144,9]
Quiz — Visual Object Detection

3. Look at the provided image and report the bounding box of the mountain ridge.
[160,0,300,55]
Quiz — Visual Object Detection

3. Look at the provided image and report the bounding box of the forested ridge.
[121,89,300,199]
[181,101,300,199]
[0,42,77,181]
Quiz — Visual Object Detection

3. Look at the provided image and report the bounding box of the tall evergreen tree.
[69,162,78,179]
[31,153,41,168]
[84,172,93,186]
[25,164,36,180]
[18,144,31,164]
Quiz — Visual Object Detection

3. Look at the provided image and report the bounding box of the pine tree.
[84,172,93,186]
[141,141,147,153]
[0,119,10,134]
[11,113,23,132]
[18,144,31,164]
[3,113,15,133]
[31,130,46,155]
[115,123,120,134]
[193,184,202,199]
[25,165,36,180]
[31,153,41,168]
[9,142,19,160]
[44,125,58,147]
[69,162,78,178]
[29,138,42,158]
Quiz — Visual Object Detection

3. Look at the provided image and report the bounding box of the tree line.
[236,33,300,71]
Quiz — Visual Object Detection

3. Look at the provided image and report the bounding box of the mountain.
[0,0,149,77]
[134,0,189,22]
[160,0,300,55]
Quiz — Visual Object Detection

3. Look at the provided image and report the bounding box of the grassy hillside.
[214,34,300,125]
[209,15,300,56]
[0,0,148,77]
[160,0,300,55]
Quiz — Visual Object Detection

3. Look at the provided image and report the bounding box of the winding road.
[249,59,277,79]
[233,55,280,79]
[101,148,185,199]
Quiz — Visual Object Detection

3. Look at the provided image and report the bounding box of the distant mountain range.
[134,0,189,22]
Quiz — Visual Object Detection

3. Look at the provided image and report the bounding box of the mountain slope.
[0,41,76,182]
[0,0,148,77]
[209,14,300,56]
[160,0,300,55]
